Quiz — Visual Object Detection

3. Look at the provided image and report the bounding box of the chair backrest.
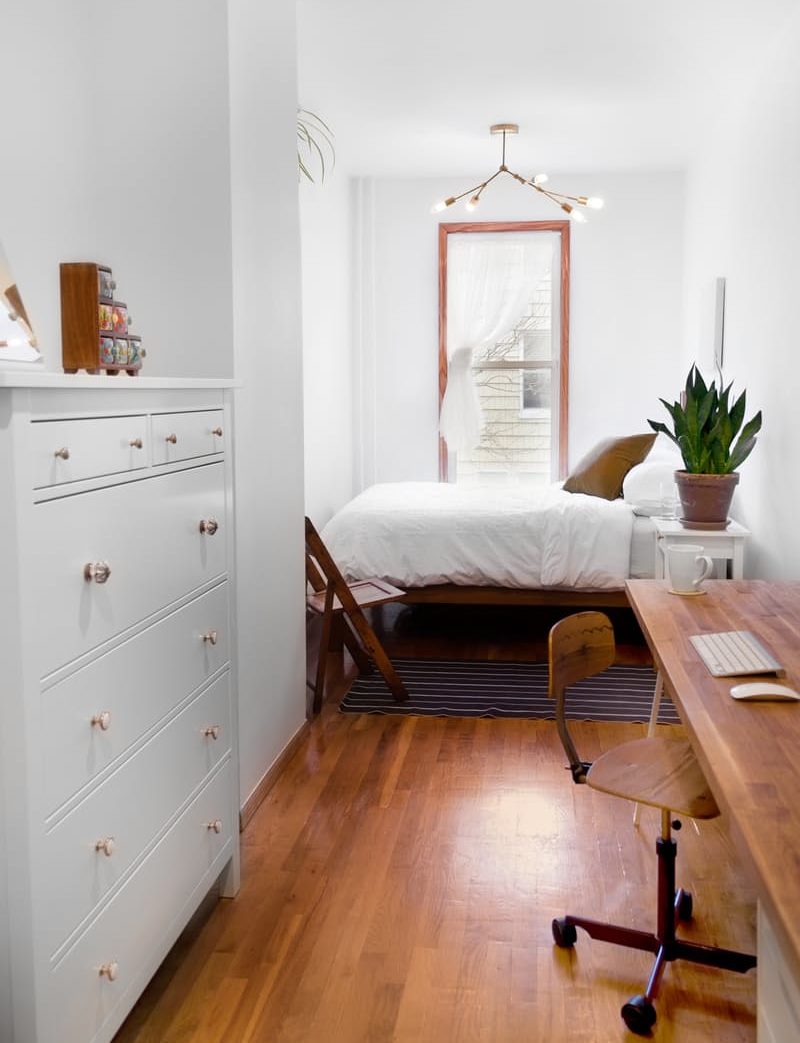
[548,611,616,784]
[549,611,615,699]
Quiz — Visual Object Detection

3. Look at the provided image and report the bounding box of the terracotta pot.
[674,471,739,530]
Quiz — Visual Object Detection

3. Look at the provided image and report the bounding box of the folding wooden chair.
[305,516,409,714]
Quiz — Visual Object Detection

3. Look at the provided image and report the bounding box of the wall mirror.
[0,237,39,362]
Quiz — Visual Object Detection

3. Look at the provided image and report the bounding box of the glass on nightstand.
[658,481,678,519]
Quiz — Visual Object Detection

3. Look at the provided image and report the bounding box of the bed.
[322,480,659,609]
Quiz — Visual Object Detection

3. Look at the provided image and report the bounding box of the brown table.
[626,579,800,1035]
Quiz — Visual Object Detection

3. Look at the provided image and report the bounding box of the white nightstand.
[653,517,750,580]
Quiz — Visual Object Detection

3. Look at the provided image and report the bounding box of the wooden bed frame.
[400,585,629,608]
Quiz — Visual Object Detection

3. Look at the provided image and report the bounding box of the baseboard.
[239,719,311,832]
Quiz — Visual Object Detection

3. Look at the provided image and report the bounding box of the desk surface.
[626,579,800,978]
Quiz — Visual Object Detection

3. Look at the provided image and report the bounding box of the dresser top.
[0,370,238,390]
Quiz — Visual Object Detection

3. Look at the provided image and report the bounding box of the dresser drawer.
[151,410,224,465]
[31,415,149,488]
[43,760,232,1043]
[42,582,230,814]
[32,463,226,675]
[40,672,231,959]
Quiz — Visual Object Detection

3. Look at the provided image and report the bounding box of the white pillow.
[645,433,683,462]
[622,458,681,505]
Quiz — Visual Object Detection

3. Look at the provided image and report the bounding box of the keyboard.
[690,630,785,678]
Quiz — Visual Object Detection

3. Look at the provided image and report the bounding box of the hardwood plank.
[114,604,757,1042]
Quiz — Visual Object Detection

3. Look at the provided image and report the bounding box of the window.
[438,222,569,485]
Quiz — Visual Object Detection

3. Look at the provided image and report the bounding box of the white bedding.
[322,482,637,591]
[629,514,657,579]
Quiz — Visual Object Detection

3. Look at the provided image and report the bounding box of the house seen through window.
[458,265,557,485]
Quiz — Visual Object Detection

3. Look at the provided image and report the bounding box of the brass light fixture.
[431,123,604,222]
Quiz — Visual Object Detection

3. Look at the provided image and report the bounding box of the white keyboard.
[690,630,785,678]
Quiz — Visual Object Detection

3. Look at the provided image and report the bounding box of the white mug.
[666,544,714,593]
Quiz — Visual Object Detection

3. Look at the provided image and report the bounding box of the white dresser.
[0,378,240,1043]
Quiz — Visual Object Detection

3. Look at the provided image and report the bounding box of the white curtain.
[440,234,554,452]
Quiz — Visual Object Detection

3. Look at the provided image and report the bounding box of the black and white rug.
[340,657,679,723]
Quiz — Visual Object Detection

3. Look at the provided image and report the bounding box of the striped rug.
[340,658,679,723]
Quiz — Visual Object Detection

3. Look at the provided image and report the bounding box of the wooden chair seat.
[306,577,405,616]
[587,737,719,820]
[305,517,409,714]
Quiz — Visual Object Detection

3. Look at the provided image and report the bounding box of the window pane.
[522,368,551,411]
[455,244,558,487]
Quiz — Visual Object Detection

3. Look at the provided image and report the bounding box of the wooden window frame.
[437,220,570,482]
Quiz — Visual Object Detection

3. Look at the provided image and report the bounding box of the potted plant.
[647,364,762,529]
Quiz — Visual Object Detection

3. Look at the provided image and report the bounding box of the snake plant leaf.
[728,388,746,441]
[727,411,763,471]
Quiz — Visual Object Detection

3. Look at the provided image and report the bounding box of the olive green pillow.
[563,433,657,500]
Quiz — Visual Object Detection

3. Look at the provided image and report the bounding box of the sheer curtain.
[440,234,553,453]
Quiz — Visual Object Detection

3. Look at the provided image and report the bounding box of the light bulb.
[533,173,548,185]
[465,194,481,212]
[430,196,456,214]
[570,208,587,223]
[586,197,604,209]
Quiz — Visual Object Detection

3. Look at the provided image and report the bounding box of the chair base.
[552,834,756,1035]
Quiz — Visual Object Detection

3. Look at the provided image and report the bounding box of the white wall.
[354,172,685,486]
[0,0,233,377]
[300,171,355,524]
[683,11,800,578]
[228,0,307,805]
[0,0,307,809]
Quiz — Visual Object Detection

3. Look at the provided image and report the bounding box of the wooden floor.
[114,604,757,1043]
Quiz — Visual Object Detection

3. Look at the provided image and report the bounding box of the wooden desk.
[626,579,800,1041]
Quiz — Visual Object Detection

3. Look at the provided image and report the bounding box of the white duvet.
[322,482,635,591]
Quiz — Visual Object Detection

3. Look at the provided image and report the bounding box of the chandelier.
[432,123,603,222]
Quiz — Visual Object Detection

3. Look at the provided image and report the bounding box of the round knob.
[202,629,218,645]
[98,961,119,982]
[211,426,223,437]
[203,725,220,740]
[95,837,116,857]
[199,518,219,536]
[109,279,117,290]
[129,437,143,449]
[165,433,178,444]
[206,819,223,834]
[84,561,112,584]
[54,447,70,460]
[91,711,111,731]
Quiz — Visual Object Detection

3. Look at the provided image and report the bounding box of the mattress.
[322,481,638,591]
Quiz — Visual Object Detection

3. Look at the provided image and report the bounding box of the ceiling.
[296,0,797,177]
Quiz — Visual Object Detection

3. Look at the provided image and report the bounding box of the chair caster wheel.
[677,890,693,922]
[552,917,577,948]
[621,995,657,1035]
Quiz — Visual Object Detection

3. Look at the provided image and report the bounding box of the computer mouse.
[729,682,800,702]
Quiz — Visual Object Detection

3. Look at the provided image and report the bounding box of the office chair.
[305,516,409,714]
[548,611,756,1035]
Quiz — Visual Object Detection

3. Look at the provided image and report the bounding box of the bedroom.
[1,0,799,1041]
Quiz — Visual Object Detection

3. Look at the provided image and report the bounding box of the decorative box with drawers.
[0,380,239,1043]
[60,262,146,375]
